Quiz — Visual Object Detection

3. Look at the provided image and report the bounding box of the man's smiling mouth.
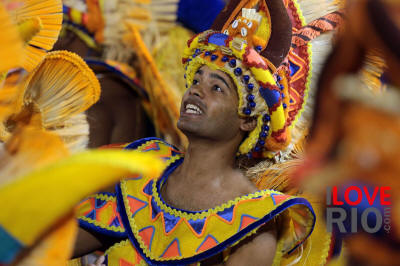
[185,103,203,115]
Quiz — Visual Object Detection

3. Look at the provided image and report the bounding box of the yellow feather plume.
[0,84,20,124]
[153,26,192,96]
[124,23,186,148]
[0,101,164,264]
[8,0,63,71]
[17,16,42,43]
[0,126,69,186]
[0,70,26,141]
[17,216,77,265]
[0,3,22,73]
[0,148,165,248]
[1,51,101,151]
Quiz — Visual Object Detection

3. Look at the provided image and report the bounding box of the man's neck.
[162,135,257,211]
[176,137,240,184]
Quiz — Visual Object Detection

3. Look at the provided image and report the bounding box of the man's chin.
[177,119,202,137]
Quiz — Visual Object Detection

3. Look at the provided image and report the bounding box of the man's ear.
[240,116,257,132]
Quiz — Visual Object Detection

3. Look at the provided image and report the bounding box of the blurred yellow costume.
[0,2,165,265]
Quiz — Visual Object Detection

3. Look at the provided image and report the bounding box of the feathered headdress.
[182,0,341,159]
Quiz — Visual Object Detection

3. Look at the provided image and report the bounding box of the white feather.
[241,8,262,24]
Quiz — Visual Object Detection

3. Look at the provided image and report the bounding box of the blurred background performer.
[57,0,227,149]
[294,0,400,265]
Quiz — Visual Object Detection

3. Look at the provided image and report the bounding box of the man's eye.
[193,79,199,85]
[212,85,223,92]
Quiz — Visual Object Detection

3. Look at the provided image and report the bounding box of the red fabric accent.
[258,81,278,89]
[82,13,89,26]
[138,226,155,249]
[224,35,233,47]
[271,194,291,205]
[271,128,288,143]
[161,240,180,258]
[239,215,258,230]
[251,151,264,159]
[196,236,218,253]
[292,12,344,48]
[243,47,269,70]
[187,33,200,48]
[286,46,310,127]
[142,142,160,151]
[286,0,303,31]
[119,258,134,266]
[127,197,147,216]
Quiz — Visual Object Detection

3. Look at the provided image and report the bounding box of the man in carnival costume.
[73,0,342,265]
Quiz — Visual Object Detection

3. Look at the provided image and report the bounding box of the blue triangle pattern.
[289,60,300,77]
[95,198,107,209]
[142,180,153,196]
[151,197,161,220]
[109,217,121,227]
[216,205,235,223]
[187,217,206,235]
[85,209,96,220]
[171,150,182,157]
[163,211,182,234]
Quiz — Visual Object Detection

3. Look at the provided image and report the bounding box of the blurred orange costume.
[296,0,400,265]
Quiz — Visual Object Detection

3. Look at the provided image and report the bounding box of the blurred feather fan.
[0,3,23,74]
[4,0,63,71]
[0,51,100,152]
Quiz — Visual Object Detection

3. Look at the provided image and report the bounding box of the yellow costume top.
[77,138,316,265]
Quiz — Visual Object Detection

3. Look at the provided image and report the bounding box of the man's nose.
[189,84,204,98]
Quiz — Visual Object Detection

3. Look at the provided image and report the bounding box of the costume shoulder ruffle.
[117,175,315,265]
[76,138,183,238]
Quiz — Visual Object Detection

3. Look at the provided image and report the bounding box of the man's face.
[178,65,242,141]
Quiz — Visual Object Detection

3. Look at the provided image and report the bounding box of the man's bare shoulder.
[227,226,277,266]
